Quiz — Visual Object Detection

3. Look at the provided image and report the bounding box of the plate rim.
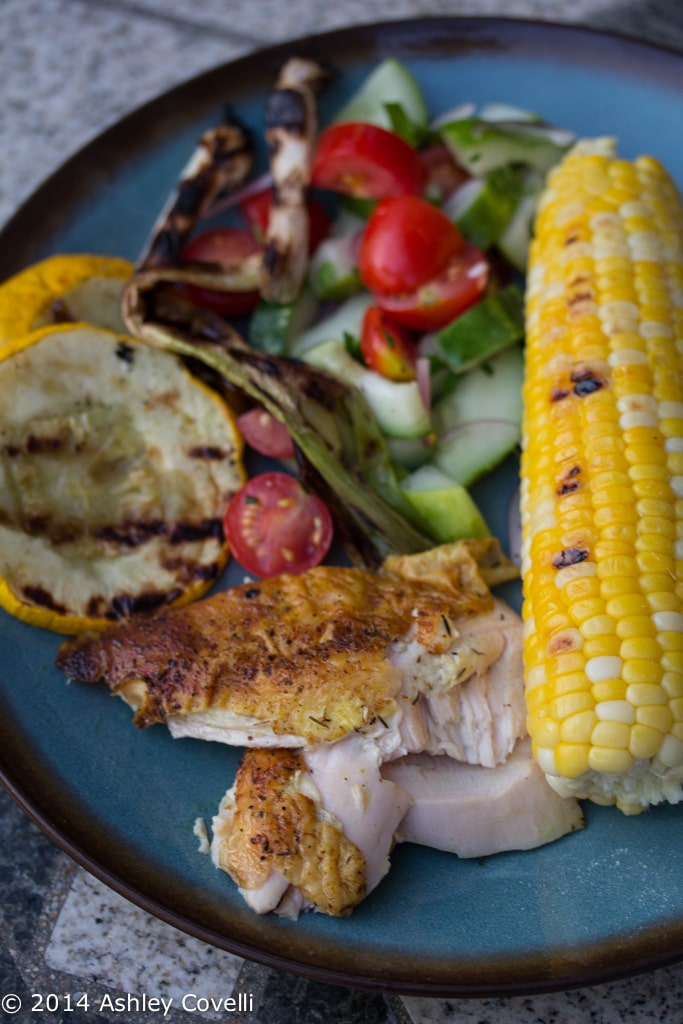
[2,14,683,996]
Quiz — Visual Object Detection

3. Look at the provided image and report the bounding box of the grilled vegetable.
[128,311,434,568]
[124,111,258,327]
[0,253,132,345]
[0,323,245,633]
[259,57,329,304]
[520,138,683,814]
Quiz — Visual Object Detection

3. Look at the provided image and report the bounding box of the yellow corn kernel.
[625,682,668,705]
[561,709,598,743]
[662,672,683,699]
[591,678,627,701]
[548,691,595,721]
[588,747,634,774]
[555,743,592,778]
[629,724,663,759]
[619,637,662,661]
[591,720,631,749]
[583,635,623,658]
[615,615,657,639]
[636,704,674,732]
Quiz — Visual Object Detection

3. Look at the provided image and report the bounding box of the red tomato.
[374,243,489,331]
[360,306,417,381]
[311,122,427,200]
[236,407,296,460]
[358,195,466,295]
[418,143,470,201]
[239,187,331,253]
[224,472,333,578]
[181,228,262,317]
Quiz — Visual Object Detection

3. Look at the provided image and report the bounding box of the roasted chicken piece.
[210,745,410,918]
[56,539,525,765]
[57,537,583,920]
[212,735,583,918]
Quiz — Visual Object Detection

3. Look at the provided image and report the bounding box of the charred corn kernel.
[521,138,683,813]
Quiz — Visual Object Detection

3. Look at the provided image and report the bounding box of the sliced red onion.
[416,356,431,412]
[438,418,521,447]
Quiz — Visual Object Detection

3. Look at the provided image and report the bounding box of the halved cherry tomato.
[374,242,489,331]
[224,472,333,578]
[181,228,262,317]
[418,143,470,202]
[311,123,427,200]
[239,187,332,253]
[236,407,296,460]
[360,306,417,381]
[358,195,466,295]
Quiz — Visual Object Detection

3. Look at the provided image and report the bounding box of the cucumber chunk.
[401,465,490,543]
[303,338,431,439]
[432,344,524,434]
[438,117,573,176]
[431,345,524,486]
[249,286,318,355]
[334,58,429,131]
[386,434,435,471]
[289,292,374,357]
[433,419,521,487]
[496,172,544,271]
[429,285,525,375]
[444,166,525,249]
[308,213,364,301]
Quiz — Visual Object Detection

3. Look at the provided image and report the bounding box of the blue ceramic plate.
[1,18,683,996]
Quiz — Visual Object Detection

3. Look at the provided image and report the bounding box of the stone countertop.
[2,2,683,1022]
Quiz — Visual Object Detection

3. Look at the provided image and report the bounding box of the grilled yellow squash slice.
[0,254,132,348]
[0,323,245,633]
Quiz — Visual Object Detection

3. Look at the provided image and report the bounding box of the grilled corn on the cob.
[521,137,683,814]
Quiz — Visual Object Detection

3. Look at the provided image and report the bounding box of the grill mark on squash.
[22,585,67,613]
[9,516,224,549]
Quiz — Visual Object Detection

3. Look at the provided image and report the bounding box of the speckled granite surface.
[2,1,683,1022]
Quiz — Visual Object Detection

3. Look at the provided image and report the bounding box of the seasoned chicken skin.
[211,748,370,917]
[56,539,523,760]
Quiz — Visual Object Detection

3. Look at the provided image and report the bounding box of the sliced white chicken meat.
[383,737,584,859]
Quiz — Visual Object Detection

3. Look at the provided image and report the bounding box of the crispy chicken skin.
[211,748,368,917]
[56,539,519,748]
